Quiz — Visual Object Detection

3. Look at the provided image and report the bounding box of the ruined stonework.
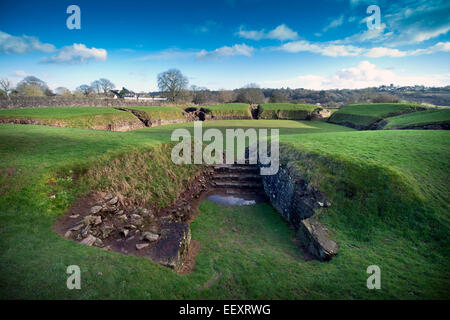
[148,222,191,270]
[261,162,338,261]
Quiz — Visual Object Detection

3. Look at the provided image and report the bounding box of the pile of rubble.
[64,193,162,251]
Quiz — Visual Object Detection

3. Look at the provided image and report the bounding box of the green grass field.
[383,109,450,129]
[202,103,251,118]
[0,117,448,299]
[260,103,318,120]
[328,103,425,129]
[0,106,138,129]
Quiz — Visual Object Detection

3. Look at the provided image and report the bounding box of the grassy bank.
[127,106,185,121]
[328,103,425,129]
[259,103,318,120]
[383,109,450,129]
[202,103,251,119]
[0,107,139,129]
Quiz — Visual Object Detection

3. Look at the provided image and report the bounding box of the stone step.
[212,181,263,189]
[212,188,267,196]
[212,173,261,182]
[213,164,260,174]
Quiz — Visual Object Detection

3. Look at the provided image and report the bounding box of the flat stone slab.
[296,217,338,261]
[147,221,191,271]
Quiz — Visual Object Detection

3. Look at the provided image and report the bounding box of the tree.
[55,87,72,96]
[216,89,233,103]
[16,76,48,95]
[157,69,188,102]
[0,78,12,99]
[269,91,288,103]
[191,85,211,104]
[76,84,93,96]
[90,80,102,94]
[23,85,45,97]
[236,86,265,104]
[98,78,115,94]
[44,88,54,96]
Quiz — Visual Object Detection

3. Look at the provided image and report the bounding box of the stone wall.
[261,162,338,261]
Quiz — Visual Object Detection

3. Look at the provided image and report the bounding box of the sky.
[0,0,449,92]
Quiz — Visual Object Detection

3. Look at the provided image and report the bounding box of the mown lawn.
[0,119,448,299]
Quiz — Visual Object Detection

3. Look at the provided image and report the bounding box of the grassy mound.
[0,121,448,299]
[0,106,139,129]
[328,103,425,129]
[127,106,185,121]
[383,109,450,129]
[202,103,251,119]
[259,103,318,120]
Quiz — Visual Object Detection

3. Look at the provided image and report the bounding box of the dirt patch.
[178,240,201,274]
[54,168,215,271]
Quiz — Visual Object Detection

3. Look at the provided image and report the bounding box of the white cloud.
[0,31,55,54]
[266,24,299,41]
[258,61,449,89]
[275,40,363,57]
[13,70,27,77]
[322,15,344,32]
[137,49,196,60]
[275,39,450,58]
[411,41,450,55]
[365,47,407,57]
[41,43,107,64]
[237,24,298,41]
[197,44,254,59]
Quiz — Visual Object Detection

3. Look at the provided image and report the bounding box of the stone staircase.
[210,162,264,192]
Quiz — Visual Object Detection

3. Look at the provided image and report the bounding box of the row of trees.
[0,76,116,99]
[1,69,413,106]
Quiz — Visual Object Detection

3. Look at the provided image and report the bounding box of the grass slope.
[383,109,450,129]
[0,107,138,129]
[127,106,185,121]
[202,103,251,119]
[260,103,318,120]
[328,103,425,129]
[0,120,448,299]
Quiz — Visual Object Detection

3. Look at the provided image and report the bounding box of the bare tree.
[90,80,102,94]
[98,78,115,94]
[217,89,233,103]
[76,84,93,96]
[191,85,210,104]
[0,78,12,99]
[157,69,188,102]
[236,86,265,104]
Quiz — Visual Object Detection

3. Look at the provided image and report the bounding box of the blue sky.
[0,0,449,91]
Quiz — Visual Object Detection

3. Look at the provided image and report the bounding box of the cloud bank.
[0,31,55,54]
[259,61,449,89]
[41,43,107,64]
